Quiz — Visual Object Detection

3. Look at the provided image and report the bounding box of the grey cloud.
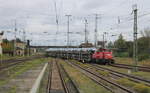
[0,0,149,46]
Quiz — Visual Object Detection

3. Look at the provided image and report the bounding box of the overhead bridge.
[30,46,82,49]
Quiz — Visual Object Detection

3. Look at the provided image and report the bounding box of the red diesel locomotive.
[91,48,114,64]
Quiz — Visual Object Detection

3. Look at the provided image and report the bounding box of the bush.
[138,53,149,61]
[116,78,136,87]
[117,78,150,93]
[44,53,49,57]
[98,71,110,77]
[114,52,129,57]
[133,83,150,93]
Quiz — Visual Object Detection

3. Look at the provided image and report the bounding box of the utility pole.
[66,15,71,59]
[84,18,88,44]
[23,29,26,42]
[103,33,104,48]
[103,32,107,48]
[94,14,100,48]
[13,20,17,56]
[133,4,138,72]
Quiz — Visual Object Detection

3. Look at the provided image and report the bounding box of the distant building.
[97,41,107,48]
[15,42,26,56]
[2,38,28,56]
[30,48,37,55]
[79,42,94,48]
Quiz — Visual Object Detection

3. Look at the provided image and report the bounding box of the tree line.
[107,28,150,61]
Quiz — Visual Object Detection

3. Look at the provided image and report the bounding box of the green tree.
[126,41,133,57]
[137,28,150,60]
[114,34,127,49]
[16,38,22,43]
[107,41,114,48]
[114,34,128,57]
[3,39,9,43]
[2,39,14,54]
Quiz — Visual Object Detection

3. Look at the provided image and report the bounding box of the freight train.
[46,48,114,64]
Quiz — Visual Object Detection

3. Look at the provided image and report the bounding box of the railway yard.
[0,55,149,93]
[1,0,150,93]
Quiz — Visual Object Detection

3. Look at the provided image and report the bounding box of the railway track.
[110,63,150,72]
[91,64,150,87]
[67,61,135,93]
[0,55,44,71]
[47,60,79,93]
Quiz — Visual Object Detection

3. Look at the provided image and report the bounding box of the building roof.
[16,47,24,50]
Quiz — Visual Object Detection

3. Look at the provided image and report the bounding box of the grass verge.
[0,58,50,86]
[114,57,150,66]
[101,65,150,80]
[117,78,150,93]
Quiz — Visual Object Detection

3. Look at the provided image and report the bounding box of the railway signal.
[27,40,31,56]
[0,31,3,66]
[0,32,3,55]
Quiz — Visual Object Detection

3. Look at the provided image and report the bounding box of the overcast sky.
[0,0,150,46]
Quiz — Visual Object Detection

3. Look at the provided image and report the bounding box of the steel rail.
[110,63,150,72]
[92,64,150,87]
[67,61,135,93]
[56,60,70,93]
[46,62,53,93]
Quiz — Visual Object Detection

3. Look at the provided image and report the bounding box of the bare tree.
[140,28,150,49]
[141,28,150,37]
